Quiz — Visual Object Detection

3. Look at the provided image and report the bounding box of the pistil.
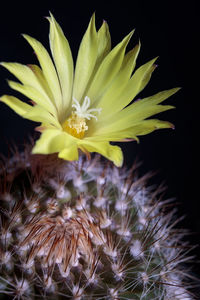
[62,96,101,139]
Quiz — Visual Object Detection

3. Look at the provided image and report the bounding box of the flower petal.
[32,129,77,155]
[111,87,179,125]
[73,14,98,102]
[48,13,74,117]
[94,43,141,120]
[23,34,62,115]
[58,146,79,161]
[0,95,31,116]
[99,104,174,134]
[133,87,180,106]
[0,62,36,85]
[1,62,46,94]
[8,80,56,115]
[24,105,61,128]
[95,20,111,71]
[80,20,112,97]
[27,64,55,103]
[85,119,173,142]
[121,42,140,72]
[130,57,158,96]
[78,140,123,167]
[93,88,178,135]
[98,57,157,116]
[0,94,61,127]
[129,119,174,136]
[88,30,134,104]
[1,62,57,115]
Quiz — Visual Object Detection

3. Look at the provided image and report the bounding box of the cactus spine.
[0,146,194,299]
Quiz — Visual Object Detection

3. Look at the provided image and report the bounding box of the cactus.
[0,12,197,300]
[0,145,194,299]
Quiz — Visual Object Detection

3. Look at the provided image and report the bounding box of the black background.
[0,0,199,290]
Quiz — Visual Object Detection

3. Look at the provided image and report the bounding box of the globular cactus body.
[0,147,193,299]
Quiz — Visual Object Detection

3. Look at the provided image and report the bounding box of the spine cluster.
[0,147,195,299]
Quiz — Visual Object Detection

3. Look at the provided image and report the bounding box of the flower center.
[62,96,101,139]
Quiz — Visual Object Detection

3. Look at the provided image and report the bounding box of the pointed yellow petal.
[118,119,173,139]
[95,43,141,120]
[8,80,56,114]
[1,95,31,116]
[1,62,43,91]
[1,62,57,116]
[0,94,60,127]
[134,87,181,106]
[73,14,98,102]
[114,104,174,130]
[95,20,111,70]
[101,57,157,115]
[23,34,62,113]
[131,57,158,95]
[129,119,174,136]
[88,30,134,104]
[32,129,76,154]
[48,13,74,114]
[28,64,56,107]
[78,140,123,167]
[85,133,137,142]
[95,104,174,135]
[86,119,173,142]
[58,145,79,161]
[106,87,179,128]
[1,62,34,85]
[92,87,178,135]
[24,105,61,128]
[121,42,140,73]
[80,20,111,95]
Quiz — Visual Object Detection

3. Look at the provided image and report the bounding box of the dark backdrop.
[0,0,199,286]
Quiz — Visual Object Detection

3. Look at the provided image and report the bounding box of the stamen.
[62,96,101,139]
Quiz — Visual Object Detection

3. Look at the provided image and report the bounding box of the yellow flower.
[0,13,179,167]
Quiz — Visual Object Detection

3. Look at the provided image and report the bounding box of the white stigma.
[72,96,101,120]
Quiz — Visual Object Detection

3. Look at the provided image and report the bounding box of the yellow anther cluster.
[62,112,88,139]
